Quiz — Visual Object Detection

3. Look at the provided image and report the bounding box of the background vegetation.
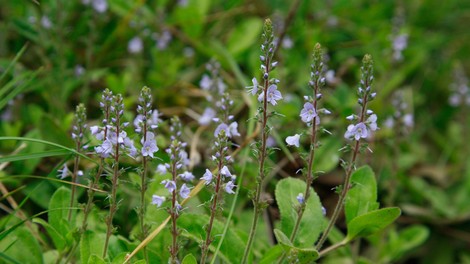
[1,0,469,263]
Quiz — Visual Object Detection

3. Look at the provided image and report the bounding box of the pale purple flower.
[286,134,301,147]
[258,84,283,105]
[300,102,317,123]
[344,123,368,141]
[92,0,107,13]
[220,166,232,177]
[246,77,259,95]
[228,122,240,137]
[75,65,85,77]
[156,30,172,50]
[322,206,327,216]
[366,114,378,131]
[41,16,52,29]
[179,171,195,182]
[201,169,213,185]
[95,139,113,157]
[58,164,69,179]
[128,36,143,54]
[296,193,304,204]
[200,74,211,90]
[225,181,236,194]
[180,184,191,199]
[282,36,293,49]
[151,195,165,207]
[156,164,167,174]
[384,117,394,128]
[214,123,229,137]
[403,114,414,127]
[90,125,100,135]
[178,150,190,166]
[161,180,176,193]
[142,139,158,158]
[199,107,216,126]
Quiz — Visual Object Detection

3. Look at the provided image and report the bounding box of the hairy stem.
[68,138,82,221]
[241,61,270,264]
[170,160,179,264]
[103,116,120,258]
[200,146,224,263]
[140,117,149,263]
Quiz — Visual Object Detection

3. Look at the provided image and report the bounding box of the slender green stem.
[170,160,179,264]
[103,114,121,258]
[316,89,369,251]
[140,117,149,263]
[68,139,81,221]
[241,61,270,264]
[318,239,348,257]
[200,146,224,263]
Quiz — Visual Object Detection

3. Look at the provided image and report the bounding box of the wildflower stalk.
[81,90,112,232]
[316,54,375,250]
[68,104,86,221]
[169,157,179,264]
[200,145,224,263]
[103,94,124,258]
[290,43,325,242]
[242,18,280,264]
[200,93,237,263]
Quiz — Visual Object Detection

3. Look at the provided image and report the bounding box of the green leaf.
[345,166,379,223]
[88,254,107,264]
[273,229,319,264]
[346,207,401,241]
[80,231,106,264]
[32,218,66,250]
[181,254,197,264]
[275,178,325,247]
[274,229,293,248]
[0,227,43,264]
[48,187,71,237]
[177,213,245,264]
[227,18,263,57]
[0,149,70,163]
[380,225,429,262]
[259,245,284,264]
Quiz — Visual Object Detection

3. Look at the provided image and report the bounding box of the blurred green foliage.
[1,0,470,263]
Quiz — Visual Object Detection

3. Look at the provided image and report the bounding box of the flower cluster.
[134,87,160,158]
[72,103,87,147]
[247,19,283,106]
[199,61,227,101]
[152,117,194,211]
[91,89,137,158]
[344,54,378,141]
[286,43,331,147]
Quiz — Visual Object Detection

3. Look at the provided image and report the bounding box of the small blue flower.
[151,195,165,207]
[128,36,143,54]
[344,122,368,141]
[179,171,195,182]
[299,102,317,123]
[286,134,301,147]
[258,84,283,105]
[225,181,236,194]
[57,164,69,179]
[161,180,176,193]
[142,139,158,158]
[296,193,304,204]
[180,184,191,199]
[156,164,167,174]
[366,114,378,131]
[201,169,213,185]
[246,77,259,95]
[220,166,232,177]
[199,107,216,126]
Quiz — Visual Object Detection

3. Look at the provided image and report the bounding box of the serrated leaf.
[345,166,379,223]
[273,229,319,264]
[274,229,293,248]
[346,207,401,241]
[181,254,197,264]
[275,178,325,247]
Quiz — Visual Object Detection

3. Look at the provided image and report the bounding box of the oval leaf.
[345,166,379,223]
[181,254,197,264]
[275,178,325,247]
[346,207,401,241]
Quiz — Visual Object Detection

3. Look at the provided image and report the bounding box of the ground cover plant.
[1,0,469,263]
